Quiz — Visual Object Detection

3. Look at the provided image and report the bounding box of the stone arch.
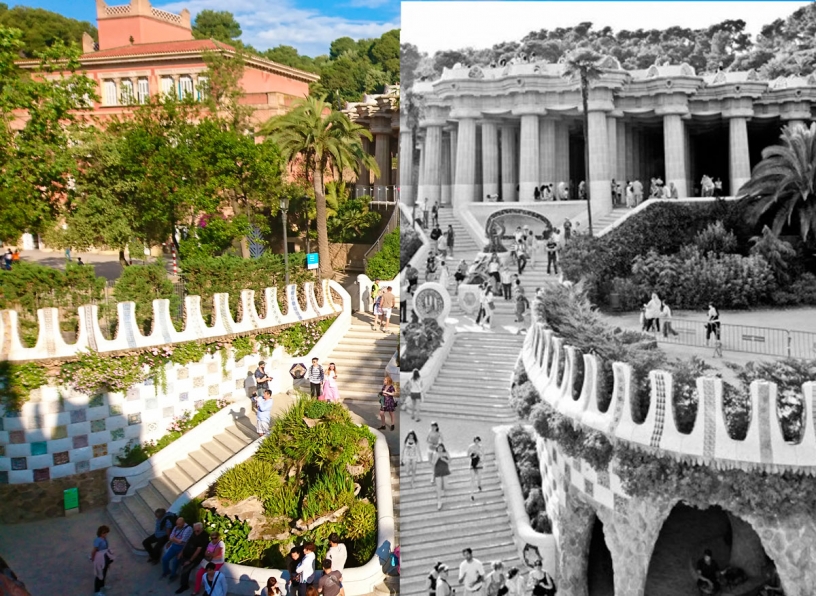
[484,208,554,240]
[587,515,614,595]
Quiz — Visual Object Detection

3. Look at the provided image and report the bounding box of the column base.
[441,185,452,206]
[589,181,613,220]
[401,185,415,206]
[731,177,750,196]
[501,183,517,203]
[519,182,538,202]
[453,184,478,208]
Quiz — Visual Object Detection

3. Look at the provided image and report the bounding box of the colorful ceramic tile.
[72,435,89,449]
[51,425,68,440]
[144,377,154,387]
[147,422,158,433]
[89,393,104,408]
[109,405,122,416]
[30,441,47,456]
[33,468,50,482]
[70,409,87,424]
[207,362,218,374]
[126,387,140,401]
[53,451,70,466]
[110,428,125,441]
[176,368,189,380]
[11,457,26,471]
[90,420,106,433]
[192,377,205,388]
[127,413,141,426]
[235,379,244,390]
[75,460,90,474]
[179,392,189,402]
[9,430,24,444]
[584,478,594,497]
[92,444,107,458]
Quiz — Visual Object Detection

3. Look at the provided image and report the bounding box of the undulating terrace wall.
[0,281,349,487]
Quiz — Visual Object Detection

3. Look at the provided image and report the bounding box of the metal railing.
[354,185,400,204]
[362,200,400,270]
[652,317,816,359]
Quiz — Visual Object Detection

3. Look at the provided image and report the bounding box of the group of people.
[699,175,725,198]
[640,294,722,347]
[371,280,397,333]
[427,550,556,596]
[2,248,20,270]
[285,538,349,596]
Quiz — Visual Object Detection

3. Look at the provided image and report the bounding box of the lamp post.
[280,196,290,287]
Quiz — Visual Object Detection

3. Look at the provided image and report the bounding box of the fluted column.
[500,124,517,202]
[374,132,392,189]
[453,117,478,207]
[481,121,500,199]
[449,128,457,189]
[555,120,570,187]
[625,124,635,182]
[539,118,557,188]
[416,138,426,206]
[421,124,443,207]
[617,120,626,183]
[441,132,452,206]
[607,115,618,190]
[518,114,541,201]
[399,130,414,206]
[663,114,688,197]
[357,137,371,194]
[587,110,610,219]
[728,116,750,195]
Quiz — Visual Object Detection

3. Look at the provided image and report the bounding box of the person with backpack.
[317,559,343,596]
[373,292,384,329]
[144,508,176,563]
[528,561,556,596]
[432,200,439,227]
[371,279,381,311]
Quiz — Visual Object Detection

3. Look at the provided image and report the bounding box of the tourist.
[487,254,501,290]
[372,291,383,329]
[528,561,555,596]
[643,293,662,333]
[77,257,85,265]
[172,522,209,587]
[380,286,396,333]
[427,562,444,596]
[533,185,541,201]
[625,181,634,208]
[402,430,422,487]
[500,264,513,301]
[556,181,566,200]
[542,185,552,201]
[485,561,506,596]
[326,533,348,573]
[633,179,643,206]
[517,243,528,276]
[505,568,523,596]
[162,517,193,578]
[256,389,274,436]
[578,180,586,201]
[189,530,224,595]
[65,246,71,262]
[696,549,720,595]
[459,548,486,596]
[295,543,317,596]
[406,264,419,293]
[437,231,448,258]
[430,225,443,242]
[91,525,115,596]
[563,219,572,241]
[436,565,453,596]
[467,436,484,501]
[254,361,272,397]
[143,508,174,563]
[481,286,495,330]
[2,249,11,270]
[454,260,468,295]
[371,279,381,306]
[426,422,444,463]
[447,224,455,257]
[378,375,397,431]
[513,277,522,300]
[307,358,324,398]
[432,443,452,510]
[261,577,284,596]
[200,562,228,596]
[475,283,487,326]
[668,181,678,198]
[714,177,723,197]
[426,253,438,282]
[660,301,680,338]
[515,288,530,325]
[546,235,558,275]
[322,363,340,403]
[422,197,430,228]
[705,304,721,346]
[286,547,302,596]
[405,369,423,421]
[318,559,343,596]
[701,175,714,197]
[400,277,409,323]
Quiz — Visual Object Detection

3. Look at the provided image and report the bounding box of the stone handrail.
[355,273,401,313]
[169,427,394,596]
[0,280,344,362]
[597,196,740,237]
[522,322,816,472]
[398,202,431,276]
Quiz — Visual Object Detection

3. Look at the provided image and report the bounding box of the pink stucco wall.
[98,16,193,50]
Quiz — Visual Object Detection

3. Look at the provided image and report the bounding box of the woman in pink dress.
[322,363,340,403]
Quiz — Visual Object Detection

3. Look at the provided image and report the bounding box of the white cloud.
[158,0,399,55]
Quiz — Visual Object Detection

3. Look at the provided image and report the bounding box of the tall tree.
[738,123,816,242]
[192,10,242,44]
[563,49,602,236]
[260,96,378,278]
[0,5,96,57]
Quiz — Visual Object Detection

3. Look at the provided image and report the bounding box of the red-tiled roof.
[82,38,235,59]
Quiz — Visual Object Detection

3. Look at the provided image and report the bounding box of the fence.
[654,317,816,359]
[354,185,400,204]
[362,200,400,271]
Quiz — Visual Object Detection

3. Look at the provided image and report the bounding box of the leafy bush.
[670,356,712,434]
[365,228,399,281]
[60,351,147,395]
[401,317,445,371]
[216,459,284,504]
[0,361,49,413]
[327,198,382,243]
[400,227,423,269]
[771,272,816,306]
[113,264,179,334]
[694,221,738,256]
[749,225,796,285]
[179,498,203,524]
[200,508,272,564]
[179,212,250,261]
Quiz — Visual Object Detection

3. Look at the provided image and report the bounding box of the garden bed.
[506,425,551,533]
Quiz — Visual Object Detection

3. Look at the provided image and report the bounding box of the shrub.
[0,361,49,413]
[179,498,203,524]
[401,318,445,371]
[694,221,738,256]
[216,459,284,504]
[199,508,272,564]
[510,380,540,419]
[113,264,179,334]
[749,225,796,284]
[506,425,551,534]
[400,227,423,269]
[670,357,713,434]
[327,198,382,244]
[365,228,399,281]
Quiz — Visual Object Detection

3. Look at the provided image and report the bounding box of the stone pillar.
[441,131,452,206]
[358,136,371,194]
[518,114,541,201]
[617,120,627,183]
[728,116,751,195]
[501,124,518,202]
[399,130,414,206]
[587,110,611,220]
[416,139,426,207]
[607,115,618,191]
[540,118,557,188]
[113,77,122,104]
[481,121,500,199]
[449,128,458,189]
[625,124,635,182]
[663,114,688,197]
[374,131,392,191]
[453,117,478,207]
[555,120,570,188]
[171,74,180,97]
[422,124,443,207]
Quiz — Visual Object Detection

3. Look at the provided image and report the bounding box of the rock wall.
[0,468,107,523]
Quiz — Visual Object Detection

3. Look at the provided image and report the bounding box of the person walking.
[378,375,397,431]
[643,293,662,333]
[322,363,340,403]
[515,289,530,326]
[379,286,396,333]
[546,235,558,275]
[406,263,419,294]
[500,265,513,301]
[446,225,455,257]
[485,562,507,596]
[437,565,453,596]
[426,422,444,464]
[200,562,228,596]
[91,525,115,596]
[454,259,467,295]
[432,443,452,510]
[307,358,324,398]
[505,568,524,596]
[481,287,495,331]
[256,389,274,436]
[437,231,448,259]
[402,430,422,488]
[427,562,444,596]
[660,301,680,338]
[563,219,572,241]
[517,244,528,276]
[528,561,556,596]
[705,304,721,346]
[254,361,272,397]
[432,199,440,227]
[422,197,430,229]
[487,255,501,291]
[633,179,643,206]
[467,436,484,501]
[406,368,423,421]
[459,549,486,596]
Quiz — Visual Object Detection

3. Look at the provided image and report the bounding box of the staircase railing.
[362,200,400,271]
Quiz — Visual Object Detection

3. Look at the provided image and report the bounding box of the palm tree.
[563,49,602,236]
[739,123,816,242]
[261,96,379,278]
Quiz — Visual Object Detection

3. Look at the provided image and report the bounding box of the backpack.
[160,511,178,532]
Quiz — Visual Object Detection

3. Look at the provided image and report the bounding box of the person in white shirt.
[295,542,317,596]
[458,548,486,596]
[326,533,348,572]
[201,563,228,596]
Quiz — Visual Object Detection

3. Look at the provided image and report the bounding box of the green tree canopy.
[0,5,96,58]
[192,10,242,45]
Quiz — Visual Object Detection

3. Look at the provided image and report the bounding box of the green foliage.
[0,5,96,57]
[60,351,146,396]
[179,498,204,524]
[192,10,242,44]
[400,227,423,268]
[772,272,816,306]
[216,459,284,504]
[365,228,400,281]
[170,342,208,367]
[670,356,713,434]
[301,469,356,523]
[694,221,738,256]
[530,400,614,472]
[113,264,179,334]
[401,318,445,371]
[179,214,251,261]
[0,361,49,413]
[200,508,272,564]
[750,225,797,285]
[327,197,381,243]
[231,336,255,362]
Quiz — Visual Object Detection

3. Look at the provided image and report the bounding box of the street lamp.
[280,196,290,287]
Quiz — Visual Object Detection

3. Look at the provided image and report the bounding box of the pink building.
[19,0,318,127]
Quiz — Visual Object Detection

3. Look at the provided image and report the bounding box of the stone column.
[540,118,557,188]
[625,124,635,182]
[441,131,452,206]
[481,121,500,199]
[607,115,618,190]
[357,136,371,195]
[128,76,138,104]
[416,138,426,207]
[374,131,392,190]
[555,120,570,188]
[728,116,751,195]
[399,129,414,206]
[449,128,458,189]
[617,120,626,183]
[587,110,611,219]
[501,124,518,202]
[171,74,180,98]
[453,116,478,207]
[663,114,688,197]
[422,124,443,207]
[518,113,541,201]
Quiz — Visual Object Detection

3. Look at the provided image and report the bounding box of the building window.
[197,76,208,100]
[102,80,118,106]
[120,80,134,104]
[137,78,149,104]
[161,77,174,97]
[179,76,194,99]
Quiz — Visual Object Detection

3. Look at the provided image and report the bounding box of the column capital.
[654,106,689,117]
[721,109,753,119]
[448,109,482,120]
[511,106,547,117]
[417,119,448,128]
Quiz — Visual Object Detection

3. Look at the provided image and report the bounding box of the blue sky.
[7,0,400,56]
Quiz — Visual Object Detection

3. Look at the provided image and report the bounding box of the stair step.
[163,465,196,495]
[177,456,209,480]
[213,429,247,453]
[150,475,180,505]
[123,491,158,536]
[201,438,233,462]
[107,501,149,553]
[135,483,171,514]
[188,448,221,472]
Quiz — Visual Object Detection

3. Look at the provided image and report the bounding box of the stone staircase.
[421,332,524,422]
[373,454,401,595]
[107,412,258,553]
[594,206,631,236]
[399,452,521,596]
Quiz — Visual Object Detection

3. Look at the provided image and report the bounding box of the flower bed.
[117,398,230,467]
[506,425,551,533]
[400,318,444,371]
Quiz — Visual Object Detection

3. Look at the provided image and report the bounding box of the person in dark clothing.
[143,508,175,563]
[696,549,720,594]
[174,523,210,591]
[546,236,558,275]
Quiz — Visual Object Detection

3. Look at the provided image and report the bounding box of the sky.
[6,0,400,56]
[402,1,811,54]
